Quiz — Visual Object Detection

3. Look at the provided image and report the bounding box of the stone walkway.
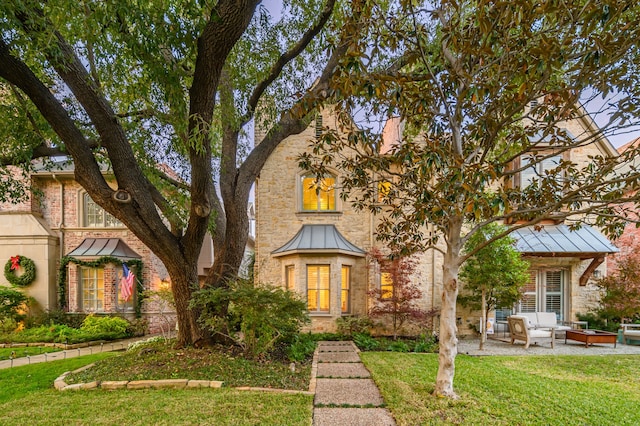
[0,336,147,370]
[311,341,395,426]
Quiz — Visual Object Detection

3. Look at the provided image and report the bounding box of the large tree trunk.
[162,255,206,348]
[434,218,463,398]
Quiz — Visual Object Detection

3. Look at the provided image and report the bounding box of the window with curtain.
[307,265,330,313]
[301,174,336,211]
[80,267,104,311]
[341,266,351,314]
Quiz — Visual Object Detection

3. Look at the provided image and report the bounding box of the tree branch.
[242,0,337,124]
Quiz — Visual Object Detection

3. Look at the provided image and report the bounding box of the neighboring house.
[254,108,619,334]
[607,136,640,271]
[0,159,251,334]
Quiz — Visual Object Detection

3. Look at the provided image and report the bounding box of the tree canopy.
[300,0,640,397]
[0,0,366,347]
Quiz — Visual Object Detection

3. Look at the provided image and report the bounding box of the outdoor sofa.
[507,315,555,349]
[621,324,640,345]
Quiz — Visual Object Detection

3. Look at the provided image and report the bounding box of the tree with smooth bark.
[300,0,640,398]
[0,0,368,347]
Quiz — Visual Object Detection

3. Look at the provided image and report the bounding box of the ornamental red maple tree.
[367,248,437,340]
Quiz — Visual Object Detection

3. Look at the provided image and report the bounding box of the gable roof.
[511,224,618,257]
[272,224,365,257]
[66,238,141,260]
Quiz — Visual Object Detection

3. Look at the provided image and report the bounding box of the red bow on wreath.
[10,255,20,271]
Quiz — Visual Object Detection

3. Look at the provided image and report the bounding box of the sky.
[259,1,640,149]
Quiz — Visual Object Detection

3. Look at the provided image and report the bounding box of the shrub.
[80,315,130,339]
[24,309,87,329]
[191,278,309,359]
[336,316,373,337]
[0,286,29,323]
[415,333,438,352]
[353,332,380,351]
[286,333,317,362]
[0,317,19,334]
[388,340,410,352]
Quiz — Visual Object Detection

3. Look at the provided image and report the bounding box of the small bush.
[191,278,309,359]
[388,340,410,352]
[25,309,87,329]
[0,286,29,323]
[286,333,317,362]
[353,332,380,351]
[80,315,130,339]
[336,316,373,337]
[0,317,19,334]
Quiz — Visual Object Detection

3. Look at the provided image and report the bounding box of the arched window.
[300,174,336,211]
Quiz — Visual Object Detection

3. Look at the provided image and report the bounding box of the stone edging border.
[1,340,114,350]
[54,362,315,395]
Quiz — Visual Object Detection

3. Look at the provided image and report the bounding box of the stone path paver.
[312,341,395,425]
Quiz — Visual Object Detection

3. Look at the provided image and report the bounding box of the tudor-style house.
[0,160,226,333]
[254,108,619,334]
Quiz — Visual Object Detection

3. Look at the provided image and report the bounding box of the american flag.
[120,263,135,302]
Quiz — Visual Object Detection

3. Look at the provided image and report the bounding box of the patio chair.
[508,315,555,349]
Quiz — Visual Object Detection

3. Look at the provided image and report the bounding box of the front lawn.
[0,353,312,425]
[362,353,640,425]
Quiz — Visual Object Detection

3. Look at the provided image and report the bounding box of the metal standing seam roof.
[512,224,618,255]
[66,238,141,259]
[272,224,366,257]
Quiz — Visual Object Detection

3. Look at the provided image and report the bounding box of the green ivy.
[58,256,145,317]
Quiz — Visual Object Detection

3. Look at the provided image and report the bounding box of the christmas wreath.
[4,255,36,287]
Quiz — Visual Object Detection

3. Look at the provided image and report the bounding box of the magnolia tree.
[300,1,640,397]
[458,223,530,350]
[0,0,371,347]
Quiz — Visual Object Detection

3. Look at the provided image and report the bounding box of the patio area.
[458,334,640,356]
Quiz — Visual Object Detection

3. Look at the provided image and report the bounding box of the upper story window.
[83,193,122,227]
[519,154,563,188]
[300,174,336,212]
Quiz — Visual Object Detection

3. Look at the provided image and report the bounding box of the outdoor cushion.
[535,312,572,331]
[508,315,555,349]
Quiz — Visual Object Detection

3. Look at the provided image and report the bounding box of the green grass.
[361,353,640,425]
[0,353,312,425]
[65,340,311,390]
[0,346,61,360]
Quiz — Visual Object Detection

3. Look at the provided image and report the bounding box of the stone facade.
[255,108,619,335]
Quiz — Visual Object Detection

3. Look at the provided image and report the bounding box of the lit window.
[307,265,330,313]
[301,174,336,211]
[83,193,122,227]
[520,154,562,188]
[341,266,351,314]
[81,267,104,311]
[377,181,392,203]
[285,265,295,291]
[381,272,393,299]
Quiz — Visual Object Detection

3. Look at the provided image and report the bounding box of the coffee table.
[565,329,617,348]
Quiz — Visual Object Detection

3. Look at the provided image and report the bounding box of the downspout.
[52,174,65,310]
